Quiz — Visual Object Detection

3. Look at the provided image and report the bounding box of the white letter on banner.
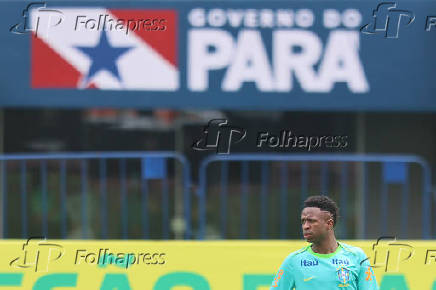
[208,9,227,27]
[342,9,362,28]
[188,29,234,91]
[317,31,369,93]
[323,9,341,29]
[227,9,245,27]
[222,30,274,92]
[273,30,321,92]
[259,9,274,28]
[188,8,206,27]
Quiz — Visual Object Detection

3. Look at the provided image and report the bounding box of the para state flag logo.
[30,8,178,90]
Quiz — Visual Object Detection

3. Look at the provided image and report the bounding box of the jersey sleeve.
[270,257,295,290]
[358,251,379,290]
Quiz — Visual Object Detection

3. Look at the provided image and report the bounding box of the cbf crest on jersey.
[337,267,350,287]
[30,8,178,90]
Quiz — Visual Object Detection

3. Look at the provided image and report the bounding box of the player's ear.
[327,218,334,229]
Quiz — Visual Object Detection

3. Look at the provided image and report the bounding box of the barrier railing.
[198,154,432,240]
[0,152,191,239]
[0,152,432,240]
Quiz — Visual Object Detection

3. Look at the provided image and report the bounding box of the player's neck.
[311,235,338,254]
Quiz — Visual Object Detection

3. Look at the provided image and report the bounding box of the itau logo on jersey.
[30,8,178,90]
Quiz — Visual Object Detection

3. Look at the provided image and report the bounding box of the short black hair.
[303,195,339,226]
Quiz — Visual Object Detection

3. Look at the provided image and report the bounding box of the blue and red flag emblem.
[30,8,178,90]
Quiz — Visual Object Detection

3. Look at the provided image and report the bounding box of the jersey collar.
[307,243,342,258]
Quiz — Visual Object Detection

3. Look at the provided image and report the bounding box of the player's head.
[301,195,339,244]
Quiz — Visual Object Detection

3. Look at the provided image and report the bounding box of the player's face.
[301,207,333,243]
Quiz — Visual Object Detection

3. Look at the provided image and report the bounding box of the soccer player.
[271,195,379,289]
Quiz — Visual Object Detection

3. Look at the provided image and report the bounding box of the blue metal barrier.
[198,154,432,240]
[1,152,432,240]
[0,152,191,239]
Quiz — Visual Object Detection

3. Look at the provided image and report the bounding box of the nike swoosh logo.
[304,276,315,282]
